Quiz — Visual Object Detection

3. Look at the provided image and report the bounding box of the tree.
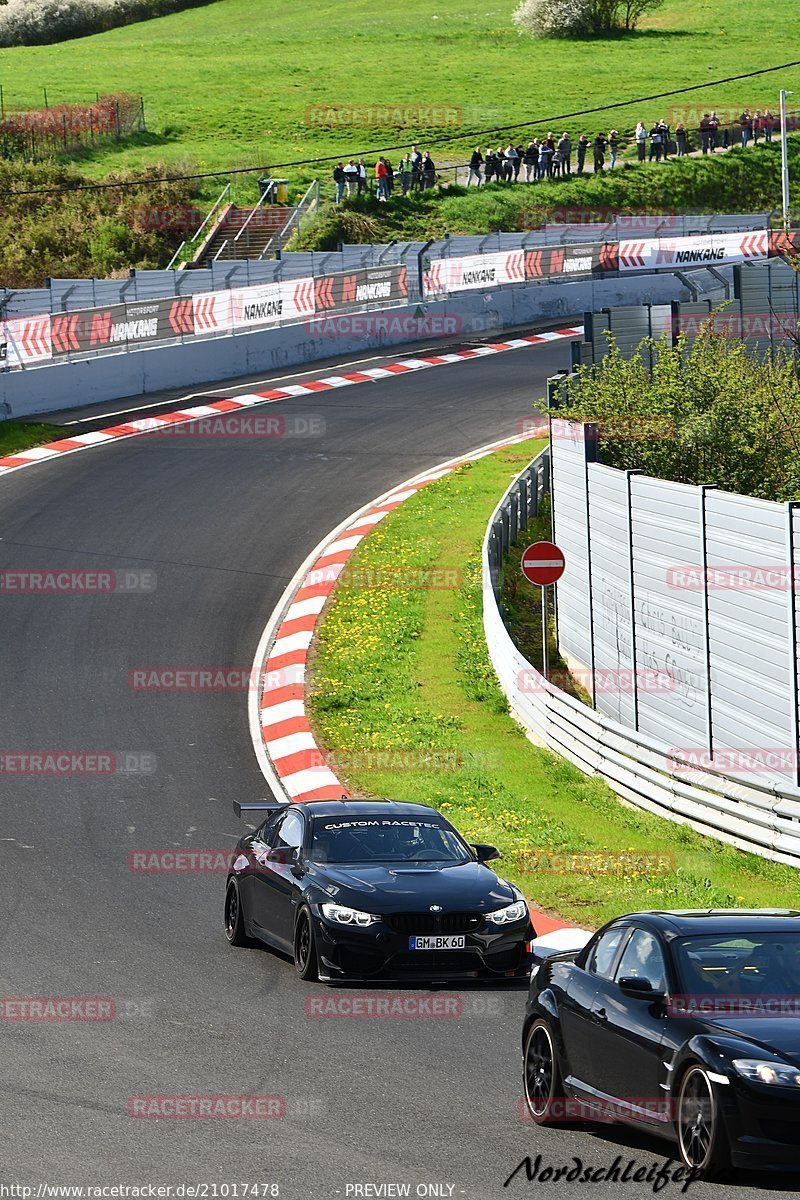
[513,0,664,38]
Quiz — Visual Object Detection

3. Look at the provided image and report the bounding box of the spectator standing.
[514,144,524,181]
[753,110,764,143]
[375,157,389,200]
[357,158,367,194]
[648,123,662,162]
[523,140,538,182]
[551,144,562,179]
[467,147,483,186]
[576,133,589,174]
[658,119,670,157]
[593,132,607,172]
[763,109,775,142]
[504,144,518,181]
[608,130,619,169]
[333,162,345,204]
[739,109,753,148]
[410,145,422,191]
[496,146,507,181]
[538,139,553,178]
[399,153,413,195]
[709,111,720,151]
[422,152,436,189]
[675,122,687,156]
[558,132,572,175]
[699,113,711,155]
[635,121,647,162]
[343,159,358,196]
[484,148,496,184]
[384,156,394,196]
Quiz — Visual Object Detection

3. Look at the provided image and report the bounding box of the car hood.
[700,1016,800,1065]
[308,860,517,912]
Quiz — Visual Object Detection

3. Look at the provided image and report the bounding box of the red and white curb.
[246,433,575,936]
[0,327,582,479]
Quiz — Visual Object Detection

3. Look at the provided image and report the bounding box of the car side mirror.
[265,847,293,865]
[619,975,665,1001]
[472,843,501,863]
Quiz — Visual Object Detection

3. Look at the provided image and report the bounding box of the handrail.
[259,179,319,260]
[233,187,270,246]
[167,182,232,270]
[213,238,230,262]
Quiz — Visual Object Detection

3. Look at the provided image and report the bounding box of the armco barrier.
[0,269,727,420]
[3,223,787,375]
[483,449,800,868]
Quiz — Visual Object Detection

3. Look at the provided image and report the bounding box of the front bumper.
[313,910,534,981]
[721,1081,800,1169]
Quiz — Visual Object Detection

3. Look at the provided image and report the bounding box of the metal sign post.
[521,541,566,682]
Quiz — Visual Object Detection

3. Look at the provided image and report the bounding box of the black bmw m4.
[225,797,534,983]
[522,909,800,1173]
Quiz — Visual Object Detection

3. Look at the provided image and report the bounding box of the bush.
[558,324,800,502]
[0,160,197,286]
[0,0,219,46]
[512,0,663,38]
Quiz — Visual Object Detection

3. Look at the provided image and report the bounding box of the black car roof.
[294,798,443,819]
[613,909,800,937]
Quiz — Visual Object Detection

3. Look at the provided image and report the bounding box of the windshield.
[674,932,800,1000]
[309,816,471,864]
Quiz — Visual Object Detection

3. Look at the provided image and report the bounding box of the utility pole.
[780,89,794,229]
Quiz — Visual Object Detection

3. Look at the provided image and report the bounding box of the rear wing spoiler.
[232,799,288,819]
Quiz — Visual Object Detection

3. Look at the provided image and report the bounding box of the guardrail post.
[700,484,718,756]
[787,501,800,787]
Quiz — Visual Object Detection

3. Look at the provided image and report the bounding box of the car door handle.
[592,1007,607,1024]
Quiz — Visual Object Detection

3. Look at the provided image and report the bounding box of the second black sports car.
[522,909,800,1172]
[225,797,534,982]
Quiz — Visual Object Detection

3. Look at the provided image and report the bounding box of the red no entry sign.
[521,541,565,586]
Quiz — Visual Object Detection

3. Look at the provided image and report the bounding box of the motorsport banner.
[618,230,769,272]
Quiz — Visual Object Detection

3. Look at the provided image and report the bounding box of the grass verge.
[0,421,62,458]
[307,438,800,927]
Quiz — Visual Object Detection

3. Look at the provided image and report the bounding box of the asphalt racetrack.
[0,333,786,1197]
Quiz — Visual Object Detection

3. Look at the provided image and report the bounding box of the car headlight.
[320,902,379,927]
[733,1059,800,1087]
[485,899,529,925]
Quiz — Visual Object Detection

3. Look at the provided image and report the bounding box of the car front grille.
[384,912,484,935]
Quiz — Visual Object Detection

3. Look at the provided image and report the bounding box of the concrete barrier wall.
[1,268,730,419]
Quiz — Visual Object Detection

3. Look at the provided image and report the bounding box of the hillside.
[295,140,800,249]
[0,0,798,194]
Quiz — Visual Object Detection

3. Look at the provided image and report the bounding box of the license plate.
[409,935,466,950]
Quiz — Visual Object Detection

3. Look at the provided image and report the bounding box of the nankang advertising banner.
[618,230,769,272]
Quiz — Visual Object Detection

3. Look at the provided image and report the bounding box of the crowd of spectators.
[331,109,782,202]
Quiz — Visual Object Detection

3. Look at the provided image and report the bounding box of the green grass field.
[307,441,800,926]
[2,0,800,197]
